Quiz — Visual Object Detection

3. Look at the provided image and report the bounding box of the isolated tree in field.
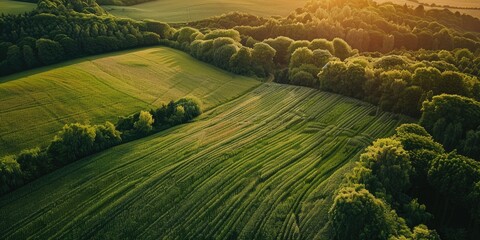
[329,184,397,240]
[332,38,352,61]
[251,42,276,77]
[134,111,154,135]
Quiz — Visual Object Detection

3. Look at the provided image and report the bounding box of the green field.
[0,0,35,14]
[0,47,260,156]
[0,82,409,239]
[374,0,480,18]
[104,0,309,22]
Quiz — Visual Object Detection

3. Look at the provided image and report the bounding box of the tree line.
[328,122,480,240]
[0,98,201,196]
[0,0,174,76]
[188,0,480,54]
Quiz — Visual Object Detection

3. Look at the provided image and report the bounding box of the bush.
[134,111,154,135]
[0,155,23,195]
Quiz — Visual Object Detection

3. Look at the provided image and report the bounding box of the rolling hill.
[0,83,409,239]
[0,47,260,156]
[103,0,309,22]
[0,0,35,14]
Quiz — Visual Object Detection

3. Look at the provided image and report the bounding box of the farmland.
[0,83,409,239]
[0,0,35,14]
[0,47,260,155]
[103,0,309,22]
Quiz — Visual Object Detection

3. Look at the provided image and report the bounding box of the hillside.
[0,47,260,155]
[103,0,309,22]
[0,0,35,14]
[0,83,409,239]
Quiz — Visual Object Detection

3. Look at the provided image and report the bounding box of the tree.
[412,225,440,240]
[93,122,122,151]
[47,123,97,166]
[229,47,252,75]
[359,138,412,197]
[289,47,313,69]
[251,42,276,77]
[6,45,24,72]
[144,20,173,39]
[134,111,154,135]
[0,155,23,195]
[16,148,50,181]
[36,38,64,65]
[332,38,352,61]
[412,67,441,92]
[263,36,293,65]
[329,184,399,240]
[213,44,238,70]
[22,45,38,69]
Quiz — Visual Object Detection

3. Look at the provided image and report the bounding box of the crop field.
[0,0,35,14]
[0,47,260,156]
[0,83,409,239]
[374,0,480,18]
[103,0,309,22]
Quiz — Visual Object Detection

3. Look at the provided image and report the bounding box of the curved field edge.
[0,83,410,239]
[103,0,309,22]
[0,47,260,155]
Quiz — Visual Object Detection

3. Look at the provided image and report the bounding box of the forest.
[0,0,479,239]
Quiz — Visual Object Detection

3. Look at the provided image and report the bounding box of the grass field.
[0,82,409,239]
[374,0,480,18]
[104,0,309,22]
[0,0,35,14]
[0,47,260,156]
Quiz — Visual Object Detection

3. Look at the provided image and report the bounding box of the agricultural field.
[374,0,480,18]
[103,0,309,22]
[0,0,35,14]
[0,47,260,156]
[0,83,409,239]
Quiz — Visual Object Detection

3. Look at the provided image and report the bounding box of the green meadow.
[104,0,309,22]
[0,83,409,239]
[0,0,35,14]
[0,47,260,155]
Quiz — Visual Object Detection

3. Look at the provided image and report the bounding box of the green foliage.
[358,138,412,197]
[134,111,154,135]
[332,38,352,61]
[47,123,97,166]
[329,184,402,240]
[412,225,440,240]
[420,94,480,159]
[251,42,276,77]
[0,155,23,195]
[16,148,50,181]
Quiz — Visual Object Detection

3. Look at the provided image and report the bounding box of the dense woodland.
[0,0,480,239]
